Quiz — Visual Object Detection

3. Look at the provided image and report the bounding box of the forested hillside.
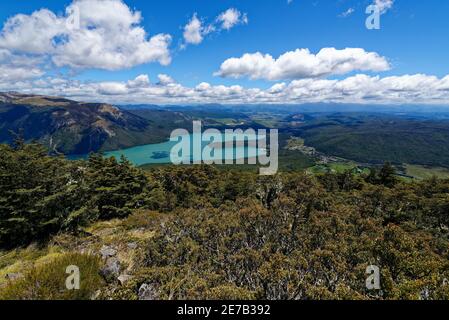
[293,114,449,167]
[1,141,449,300]
[0,93,190,155]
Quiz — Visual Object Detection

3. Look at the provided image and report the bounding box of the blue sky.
[0,0,448,105]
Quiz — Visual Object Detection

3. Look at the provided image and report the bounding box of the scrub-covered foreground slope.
[1,142,449,300]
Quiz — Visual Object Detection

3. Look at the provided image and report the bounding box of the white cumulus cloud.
[217,8,248,30]
[3,73,449,106]
[97,82,129,95]
[0,0,172,71]
[215,48,390,81]
[183,14,205,45]
[374,0,394,14]
[182,8,247,47]
[0,49,44,81]
[157,74,175,85]
[127,74,151,88]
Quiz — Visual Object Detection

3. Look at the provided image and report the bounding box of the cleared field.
[307,162,363,174]
[406,164,449,180]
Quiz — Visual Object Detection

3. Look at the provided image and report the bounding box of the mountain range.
[0,92,190,155]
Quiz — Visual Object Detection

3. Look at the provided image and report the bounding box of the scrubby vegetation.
[0,253,103,300]
[1,142,449,300]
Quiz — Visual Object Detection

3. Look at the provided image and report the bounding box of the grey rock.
[5,273,23,281]
[118,274,134,285]
[101,257,121,280]
[421,288,430,300]
[127,242,138,250]
[91,290,102,300]
[100,245,117,259]
[138,283,159,300]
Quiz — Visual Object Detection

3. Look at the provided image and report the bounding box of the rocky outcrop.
[100,245,117,259]
[138,283,159,300]
[5,273,23,281]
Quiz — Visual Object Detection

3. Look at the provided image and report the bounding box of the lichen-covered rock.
[101,257,121,281]
[138,283,159,300]
[5,273,23,281]
[118,274,133,285]
[127,242,138,250]
[100,245,117,259]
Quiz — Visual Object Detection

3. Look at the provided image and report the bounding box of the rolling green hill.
[293,114,449,167]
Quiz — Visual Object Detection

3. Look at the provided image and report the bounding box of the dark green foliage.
[0,142,151,248]
[83,154,149,220]
[318,170,364,192]
[0,141,86,247]
[378,162,398,187]
[294,113,449,167]
[363,162,398,187]
[145,165,256,211]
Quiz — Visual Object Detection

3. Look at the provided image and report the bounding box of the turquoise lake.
[71,133,265,167]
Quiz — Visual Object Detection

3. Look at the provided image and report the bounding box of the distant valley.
[3,93,449,179]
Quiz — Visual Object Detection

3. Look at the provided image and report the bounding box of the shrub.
[0,253,104,300]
